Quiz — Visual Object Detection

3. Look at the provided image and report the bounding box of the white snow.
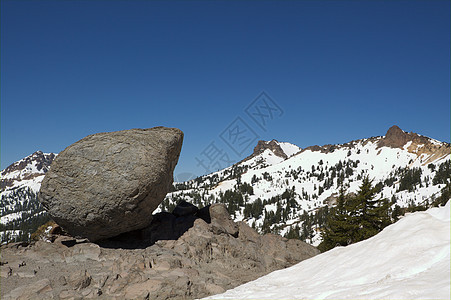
[1,212,23,224]
[278,142,301,157]
[204,201,451,300]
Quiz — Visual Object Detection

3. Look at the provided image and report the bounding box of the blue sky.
[1,0,450,177]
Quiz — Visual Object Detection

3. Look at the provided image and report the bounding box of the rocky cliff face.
[377,125,450,164]
[378,125,429,149]
[252,140,289,159]
[0,203,319,300]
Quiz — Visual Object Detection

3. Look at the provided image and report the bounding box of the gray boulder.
[38,127,183,241]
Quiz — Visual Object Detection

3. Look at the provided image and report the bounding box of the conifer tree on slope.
[318,187,356,252]
[319,177,391,252]
[350,176,391,243]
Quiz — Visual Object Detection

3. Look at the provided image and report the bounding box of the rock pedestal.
[1,202,320,300]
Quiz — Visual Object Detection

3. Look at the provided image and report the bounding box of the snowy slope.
[204,201,451,300]
[279,142,301,157]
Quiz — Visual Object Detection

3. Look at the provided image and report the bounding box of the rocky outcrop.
[377,125,450,164]
[378,125,421,149]
[252,140,288,159]
[38,127,184,241]
[0,203,319,300]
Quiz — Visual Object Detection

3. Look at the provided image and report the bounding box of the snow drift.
[205,201,451,299]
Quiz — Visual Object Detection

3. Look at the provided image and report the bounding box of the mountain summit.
[251,140,301,160]
[379,125,427,148]
[377,125,449,164]
[1,151,56,192]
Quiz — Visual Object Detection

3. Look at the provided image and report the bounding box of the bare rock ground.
[1,203,319,299]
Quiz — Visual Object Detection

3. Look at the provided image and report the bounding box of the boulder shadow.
[96,202,211,249]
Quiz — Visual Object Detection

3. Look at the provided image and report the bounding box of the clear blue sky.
[1,0,450,178]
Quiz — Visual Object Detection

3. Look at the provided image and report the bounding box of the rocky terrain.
[0,202,319,299]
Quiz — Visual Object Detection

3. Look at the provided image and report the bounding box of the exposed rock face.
[378,125,415,148]
[0,203,319,300]
[252,140,288,159]
[377,125,450,164]
[38,127,183,241]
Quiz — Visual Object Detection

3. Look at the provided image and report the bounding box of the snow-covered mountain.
[237,139,301,169]
[0,151,56,242]
[205,200,451,299]
[1,151,56,192]
[165,125,450,245]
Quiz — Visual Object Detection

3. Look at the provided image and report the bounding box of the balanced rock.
[38,127,183,241]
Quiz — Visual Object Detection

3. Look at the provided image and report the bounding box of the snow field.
[204,201,451,299]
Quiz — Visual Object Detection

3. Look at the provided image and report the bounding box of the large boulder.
[38,127,183,241]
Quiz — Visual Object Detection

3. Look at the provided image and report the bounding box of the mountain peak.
[376,126,448,163]
[1,151,56,192]
[385,125,405,138]
[380,125,411,148]
[252,140,288,159]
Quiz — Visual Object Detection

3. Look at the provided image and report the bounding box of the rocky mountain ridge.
[300,125,449,161]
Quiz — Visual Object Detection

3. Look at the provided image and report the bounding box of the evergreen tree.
[351,177,391,242]
[318,187,355,252]
[285,225,301,239]
[318,177,392,252]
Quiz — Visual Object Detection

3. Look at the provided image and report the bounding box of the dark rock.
[172,200,198,217]
[174,215,197,237]
[196,205,211,223]
[38,127,183,241]
[145,212,177,243]
[378,125,431,149]
[252,140,288,159]
[49,225,63,235]
[379,125,410,148]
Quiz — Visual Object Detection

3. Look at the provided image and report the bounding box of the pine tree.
[318,177,392,252]
[351,176,391,243]
[318,187,356,252]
